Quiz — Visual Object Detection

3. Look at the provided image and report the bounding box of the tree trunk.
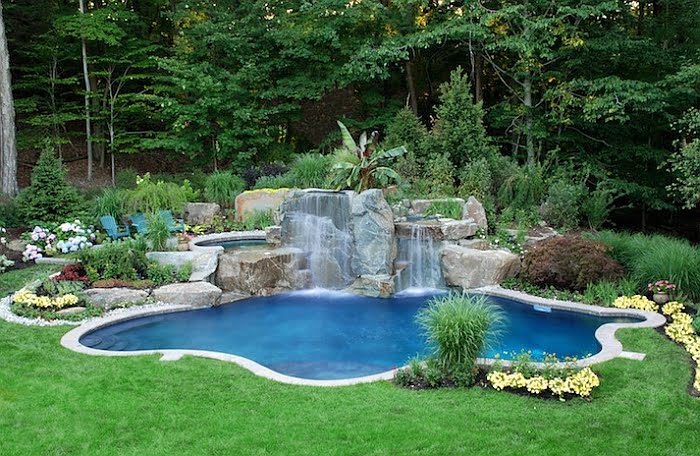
[404,60,418,116]
[79,0,93,181]
[0,0,18,197]
[89,74,105,168]
[523,74,535,165]
[474,53,483,103]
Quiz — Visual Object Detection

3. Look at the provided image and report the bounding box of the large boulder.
[351,189,396,275]
[394,219,478,241]
[84,288,149,310]
[216,247,305,295]
[146,251,218,282]
[463,196,488,231]
[152,282,222,307]
[440,219,480,240]
[346,275,394,298]
[441,244,520,289]
[184,202,220,225]
[235,189,293,223]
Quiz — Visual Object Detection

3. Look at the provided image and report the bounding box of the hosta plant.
[330,121,406,192]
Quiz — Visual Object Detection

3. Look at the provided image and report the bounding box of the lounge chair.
[129,213,149,235]
[158,210,185,233]
[99,215,130,240]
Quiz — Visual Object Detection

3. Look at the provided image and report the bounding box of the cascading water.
[281,191,354,289]
[395,223,444,290]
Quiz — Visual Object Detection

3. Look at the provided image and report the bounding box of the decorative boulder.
[146,251,218,282]
[184,202,220,225]
[463,196,488,230]
[216,247,305,295]
[441,244,520,289]
[235,189,293,223]
[347,275,394,298]
[457,239,490,250]
[351,189,396,276]
[440,219,480,240]
[265,225,282,246]
[152,282,222,307]
[56,306,86,316]
[84,288,149,310]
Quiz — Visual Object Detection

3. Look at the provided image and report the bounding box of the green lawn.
[1,269,699,455]
[0,265,60,297]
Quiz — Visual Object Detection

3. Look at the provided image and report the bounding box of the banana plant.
[331,121,406,192]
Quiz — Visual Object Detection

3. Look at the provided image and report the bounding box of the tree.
[0,0,17,196]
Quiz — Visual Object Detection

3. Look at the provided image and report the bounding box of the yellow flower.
[613,295,658,312]
[12,289,80,310]
[661,302,685,316]
[525,376,548,394]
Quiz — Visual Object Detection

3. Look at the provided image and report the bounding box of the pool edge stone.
[54,286,667,387]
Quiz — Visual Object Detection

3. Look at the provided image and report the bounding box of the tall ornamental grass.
[417,294,505,375]
[204,171,245,208]
[591,231,700,301]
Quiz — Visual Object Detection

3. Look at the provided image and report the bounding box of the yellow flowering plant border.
[13,288,80,309]
[486,366,600,400]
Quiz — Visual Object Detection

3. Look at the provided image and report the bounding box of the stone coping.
[56,286,666,386]
[189,230,266,253]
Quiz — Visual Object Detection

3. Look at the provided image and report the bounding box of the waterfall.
[395,224,444,290]
[281,191,354,289]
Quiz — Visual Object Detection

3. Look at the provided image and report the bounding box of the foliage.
[21,221,98,261]
[242,163,289,189]
[239,210,274,231]
[14,149,82,224]
[612,295,659,313]
[146,261,192,286]
[496,163,549,211]
[430,68,496,166]
[592,231,700,301]
[0,255,14,273]
[457,158,492,202]
[53,264,90,285]
[330,121,406,192]
[583,186,614,231]
[93,188,129,218]
[288,154,331,189]
[127,174,188,215]
[416,293,504,386]
[204,171,246,208]
[523,236,624,291]
[421,153,455,198]
[540,179,587,229]
[488,366,600,399]
[667,108,700,209]
[253,174,296,190]
[78,238,149,283]
[384,108,429,165]
[423,201,463,220]
[145,213,171,251]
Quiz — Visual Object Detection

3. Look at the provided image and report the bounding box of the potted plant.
[648,280,676,304]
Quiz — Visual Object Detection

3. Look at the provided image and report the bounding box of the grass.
[1,267,699,455]
[0,265,60,297]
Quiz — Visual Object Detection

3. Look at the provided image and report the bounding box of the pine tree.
[15,147,82,224]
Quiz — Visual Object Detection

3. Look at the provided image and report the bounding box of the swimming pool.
[79,290,641,380]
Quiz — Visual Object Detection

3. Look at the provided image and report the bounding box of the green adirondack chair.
[129,213,149,235]
[99,216,130,240]
[158,210,185,233]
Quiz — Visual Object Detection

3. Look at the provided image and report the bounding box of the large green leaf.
[337,121,358,154]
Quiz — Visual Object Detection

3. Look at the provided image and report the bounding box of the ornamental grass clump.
[415,293,504,386]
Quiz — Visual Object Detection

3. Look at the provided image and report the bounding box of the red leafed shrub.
[522,235,624,291]
[54,263,90,285]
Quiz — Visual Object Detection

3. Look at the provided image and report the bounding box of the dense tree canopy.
[2,0,700,221]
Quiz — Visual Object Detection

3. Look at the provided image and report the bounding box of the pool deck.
[51,286,667,386]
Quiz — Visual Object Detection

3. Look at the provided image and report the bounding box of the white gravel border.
[3,284,665,386]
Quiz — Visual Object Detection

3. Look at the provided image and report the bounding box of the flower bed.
[487,367,600,399]
[21,220,101,262]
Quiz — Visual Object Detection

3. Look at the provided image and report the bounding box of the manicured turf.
[1,268,698,455]
[0,265,60,297]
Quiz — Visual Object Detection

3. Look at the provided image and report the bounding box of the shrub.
[458,157,492,202]
[430,68,497,166]
[115,168,139,189]
[240,210,274,230]
[93,188,129,218]
[422,153,455,197]
[384,108,430,165]
[54,264,90,285]
[242,163,289,188]
[14,148,82,224]
[288,153,331,188]
[253,173,296,189]
[496,162,549,211]
[416,293,504,386]
[522,235,624,291]
[591,231,700,301]
[540,180,586,229]
[204,171,246,208]
[145,213,171,251]
[583,186,614,230]
[0,254,13,273]
[146,261,192,286]
[127,174,187,215]
[78,238,149,282]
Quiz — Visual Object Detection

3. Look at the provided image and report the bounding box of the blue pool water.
[80,290,640,380]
